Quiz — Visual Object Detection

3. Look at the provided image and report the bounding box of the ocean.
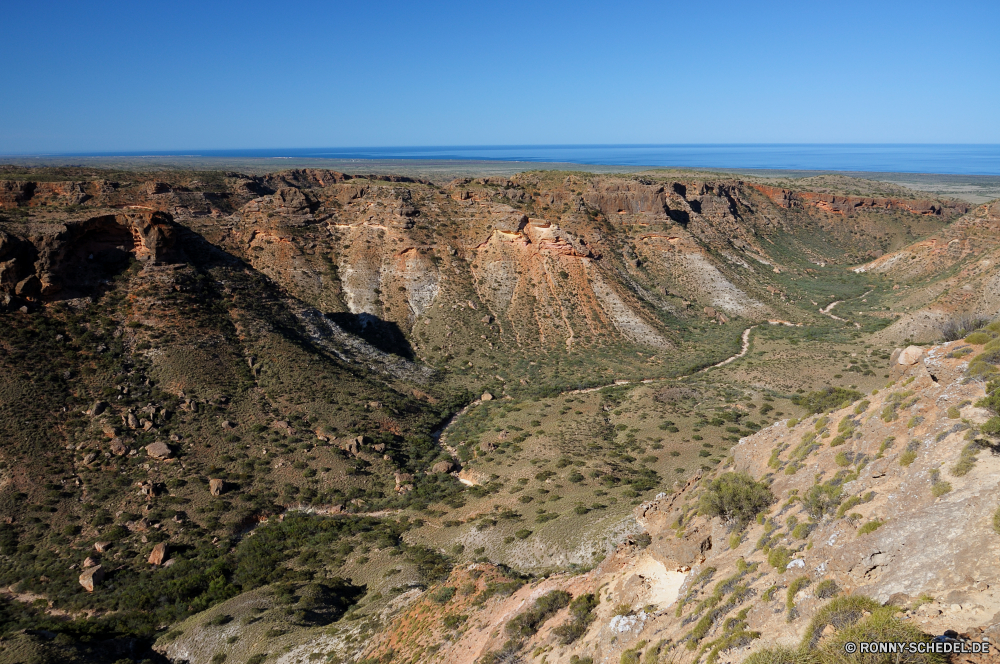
[68,144,1000,176]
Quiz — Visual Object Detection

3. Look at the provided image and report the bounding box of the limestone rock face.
[79,565,104,592]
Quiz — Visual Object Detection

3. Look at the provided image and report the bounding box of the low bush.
[506,590,571,637]
[698,472,774,529]
[553,593,598,644]
[792,388,863,415]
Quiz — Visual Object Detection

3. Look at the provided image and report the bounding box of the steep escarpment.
[0,166,990,664]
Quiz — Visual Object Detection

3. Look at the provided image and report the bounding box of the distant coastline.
[6,144,1000,176]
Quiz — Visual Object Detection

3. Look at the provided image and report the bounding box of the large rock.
[898,345,924,365]
[431,460,454,474]
[110,438,128,456]
[14,275,41,298]
[145,441,173,459]
[148,542,168,566]
[88,401,108,417]
[481,392,493,401]
[79,565,104,592]
[209,478,224,496]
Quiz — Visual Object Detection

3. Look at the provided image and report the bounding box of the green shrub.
[799,595,884,652]
[993,507,1000,535]
[698,472,774,529]
[966,332,993,345]
[791,523,811,540]
[834,452,850,467]
[743,646,806,664]
[768,546,792,571]
[430,586,456,603]
[818,607,945,663]
[553,593,598,644]
[792,388,863,415]
[786,576,810,619]
[857,519,883,536]
[814,579,839,599]
[802,481,842,519]
[506,590,571,637]
[899,450,917,466]
[947,406,961,419]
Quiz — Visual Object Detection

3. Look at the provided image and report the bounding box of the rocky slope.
[348,338,1000,664]
[0,166,988,663]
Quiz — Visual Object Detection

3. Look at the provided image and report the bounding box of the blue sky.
[2,0,997,153]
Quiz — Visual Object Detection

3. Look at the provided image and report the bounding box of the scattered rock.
[83,452,98,465]
[481,315,492,324]
[88,401,108,417]
[126,412,139,429]
[367,401,382,409]
[221,420,236,430]
[373,443,386,453]
[83,556,99,568]
[821,624,836,636]
[209,478,225,496]
[148,542,168,566]
[481,392,493,401]
[898,345,924,365]
[79,565,104,592]
[145,441,173,459]
[110,438,128,456]
[93,541,111,553]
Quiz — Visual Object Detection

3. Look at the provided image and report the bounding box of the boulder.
[373,443,386,453]
[88,401,108,417]
[14,275,41,299]
[127,412,139,429]
[221,420,236,430]
[110,438,128,456]
[145,442,173,459]
[79,565,104,592]
[481,392,493,401]
[83,556,99,568]
[209,478,224,496]
[83,452,98,465]
[94,541,111,553]
[704,306,717,318]
[431,460,454,474]
[394,472,414,486]
[898,345,924,365]
[148,542,168,566]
